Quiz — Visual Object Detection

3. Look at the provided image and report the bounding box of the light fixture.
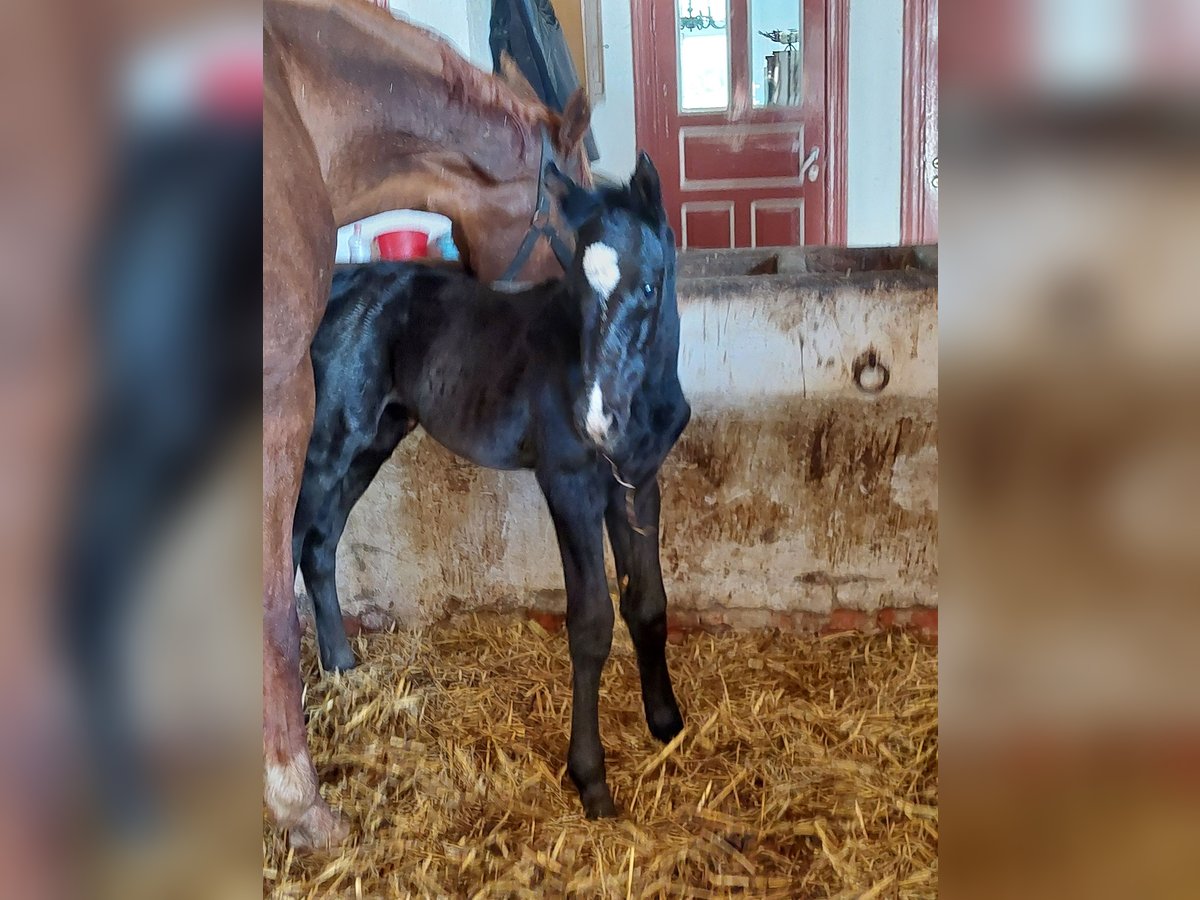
[679,1,724,32]
[759,29,800,51]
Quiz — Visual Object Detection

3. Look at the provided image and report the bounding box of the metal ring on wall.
[852,349,890,394]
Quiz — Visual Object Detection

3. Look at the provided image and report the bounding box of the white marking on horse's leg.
[582,242,620,299]
[265,756,316,825]
[585,382,613,443]
[266,753,349,847]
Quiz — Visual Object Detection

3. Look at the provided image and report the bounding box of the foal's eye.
[642,282,655,297]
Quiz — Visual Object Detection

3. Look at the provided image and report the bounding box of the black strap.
[496,128,575,283]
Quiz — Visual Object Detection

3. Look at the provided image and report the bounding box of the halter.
[496,128,575,284]
[497,133,654,538]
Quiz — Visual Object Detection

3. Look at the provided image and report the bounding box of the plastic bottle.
[348,222,371,263]
[437,233,460,262]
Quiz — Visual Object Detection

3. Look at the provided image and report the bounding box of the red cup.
[375,230,428,260]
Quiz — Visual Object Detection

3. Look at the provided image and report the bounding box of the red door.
[902,0,938,244]
[632,0,829,249]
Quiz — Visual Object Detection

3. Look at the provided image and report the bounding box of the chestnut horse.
[264,0,590,848]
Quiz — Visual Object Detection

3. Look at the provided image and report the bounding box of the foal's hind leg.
[538,466,617,818]
[299,520,357,673]
[302,410,415,672]
[605,474,683,743]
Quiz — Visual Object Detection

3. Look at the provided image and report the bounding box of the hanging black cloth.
[490,0,600,162]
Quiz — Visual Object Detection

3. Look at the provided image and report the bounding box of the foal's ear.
[546,161,600,229]
[631,151,664,217]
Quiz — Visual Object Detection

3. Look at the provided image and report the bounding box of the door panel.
[680,124,807,185]
[681,202,737,249]
[634,0,828,248]
[751,198,805,246]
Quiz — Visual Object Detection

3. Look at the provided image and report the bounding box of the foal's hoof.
[580,785,618,819]
[647,703,684,744]
[287,800,350,851]
[319,643,355,676]
[320,645,358,674]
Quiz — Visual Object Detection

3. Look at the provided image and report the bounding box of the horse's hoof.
[287,800,350,850]
[580,785,618,819]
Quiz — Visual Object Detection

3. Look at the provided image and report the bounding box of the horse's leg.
[263,80,347,847]
[264,362,347,849]
[605,474,683,742]
[538,466,616,817]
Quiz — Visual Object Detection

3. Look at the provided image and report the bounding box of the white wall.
[589,0,638,180]
[846,0,903,245]
[388,0,492,69]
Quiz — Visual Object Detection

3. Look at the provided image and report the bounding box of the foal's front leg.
[606,473,684,743]
[538,467,617,818]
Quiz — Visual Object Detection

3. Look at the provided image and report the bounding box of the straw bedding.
[263,611,938,898]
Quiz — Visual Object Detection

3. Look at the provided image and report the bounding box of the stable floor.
[263,613,938,898]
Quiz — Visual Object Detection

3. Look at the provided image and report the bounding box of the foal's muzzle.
[575,384,629,453]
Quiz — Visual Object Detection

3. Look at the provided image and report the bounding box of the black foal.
[293,153,691,817]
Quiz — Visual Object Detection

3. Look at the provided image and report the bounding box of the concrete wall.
[308,253,937,631]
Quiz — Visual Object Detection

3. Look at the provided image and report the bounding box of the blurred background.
[940,0,1200,896]
[0,0,1197,897]
[0,1,262,897]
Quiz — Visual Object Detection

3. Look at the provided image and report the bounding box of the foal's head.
[550,153,674,453]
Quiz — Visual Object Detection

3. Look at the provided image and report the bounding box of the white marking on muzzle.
[585,382,613,443]
[582,242,620,300]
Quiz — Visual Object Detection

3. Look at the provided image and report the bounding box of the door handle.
[801,146,821,181]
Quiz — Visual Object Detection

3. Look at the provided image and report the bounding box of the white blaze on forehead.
[582,242,620,299]
[585,382,613,442]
